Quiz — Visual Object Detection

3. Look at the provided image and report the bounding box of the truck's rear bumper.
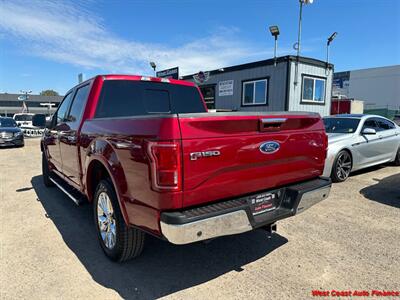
[160,177,331,244]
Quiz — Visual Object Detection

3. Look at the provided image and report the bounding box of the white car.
[13,113,35,128]
[323,114,400,182]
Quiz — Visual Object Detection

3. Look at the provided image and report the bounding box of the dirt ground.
[1,138,399,299]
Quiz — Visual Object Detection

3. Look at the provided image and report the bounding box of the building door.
[199,85,216,109]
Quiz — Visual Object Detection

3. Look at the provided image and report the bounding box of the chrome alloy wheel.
[336,151,352,181]
[97,192,116,249]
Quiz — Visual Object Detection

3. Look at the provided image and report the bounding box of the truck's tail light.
[147,141,182,191]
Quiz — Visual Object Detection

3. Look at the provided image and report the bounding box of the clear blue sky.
[0,0,399,95]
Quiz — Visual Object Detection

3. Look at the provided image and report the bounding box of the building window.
[301,76,326,103]
[242,78,268,106]
[200,85,216,109]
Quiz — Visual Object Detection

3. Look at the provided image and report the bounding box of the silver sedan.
[323,114,400,182]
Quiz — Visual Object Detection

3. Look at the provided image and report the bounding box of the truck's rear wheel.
[42,152,54,187]
[94,179,145,261]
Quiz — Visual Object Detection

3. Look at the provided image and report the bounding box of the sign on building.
[156,67,179,79]
[218,80,234,96]
[333,71,350,98]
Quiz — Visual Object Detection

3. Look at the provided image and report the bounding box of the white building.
[333,65,400,112]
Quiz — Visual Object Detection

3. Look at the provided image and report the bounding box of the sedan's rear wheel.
[394,147,400,166]
[331,150,352,182]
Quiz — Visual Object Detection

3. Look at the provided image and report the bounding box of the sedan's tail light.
[147,141,182,191]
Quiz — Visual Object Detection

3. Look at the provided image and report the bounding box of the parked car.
[41,75,331,261]
[13,113,35,128]
[323,114,400,182]
[0,117,24,147]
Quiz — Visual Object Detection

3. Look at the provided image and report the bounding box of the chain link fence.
[364,105,400,120]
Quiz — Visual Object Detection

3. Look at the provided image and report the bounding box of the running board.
[49,176,85,206]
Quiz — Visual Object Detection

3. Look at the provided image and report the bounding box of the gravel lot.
[1,138,399,299]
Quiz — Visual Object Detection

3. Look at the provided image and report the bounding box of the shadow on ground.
[350,164,386,177]
[360,173,400,208]
[31,175,287,299]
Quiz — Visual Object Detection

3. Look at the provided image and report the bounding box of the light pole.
[150,61,156,77]
[294,0,314,85]
[326,32,338,65]
[20,90,32,113]
[269,25,280,66]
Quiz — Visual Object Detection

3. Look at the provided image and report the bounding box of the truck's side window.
[55,93,73,126]
[67,84,90,128]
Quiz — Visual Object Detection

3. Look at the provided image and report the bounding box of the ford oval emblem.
[259,141,280,154]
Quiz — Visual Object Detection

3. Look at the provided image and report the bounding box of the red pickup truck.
[40,75,331,261]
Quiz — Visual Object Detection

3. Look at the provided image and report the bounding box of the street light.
[294,0,314,85]
[326,32,338,66]
[20,90,32,99]
[269,25,280,66]
[327,32,337,46]
[149,61,156,76]
[19,90,32,113]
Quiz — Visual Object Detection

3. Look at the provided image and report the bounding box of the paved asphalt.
[1,139,399,299]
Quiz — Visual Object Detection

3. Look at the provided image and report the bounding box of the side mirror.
[17,123,21,127]
[32,114,46,128]
[45,120,53,129]
[362,128,376,135]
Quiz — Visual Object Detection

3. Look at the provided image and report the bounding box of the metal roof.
[181,55,334,79]
[0,93,63,103]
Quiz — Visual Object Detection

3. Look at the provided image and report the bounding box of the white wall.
[288,62,332,117]
[348,65,400,110]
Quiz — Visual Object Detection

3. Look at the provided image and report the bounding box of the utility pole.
[294,0,314,85]
[19,90,32,113]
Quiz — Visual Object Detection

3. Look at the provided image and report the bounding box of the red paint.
[331,99,351,115]
[42,75,327,236]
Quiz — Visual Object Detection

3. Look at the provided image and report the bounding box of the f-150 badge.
[190,150,220,161]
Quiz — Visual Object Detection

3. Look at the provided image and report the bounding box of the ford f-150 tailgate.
[178,112,327,207]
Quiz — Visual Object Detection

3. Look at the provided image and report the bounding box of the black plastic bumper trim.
[161,177,332,228]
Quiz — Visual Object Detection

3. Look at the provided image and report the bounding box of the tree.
[40,89,59,96]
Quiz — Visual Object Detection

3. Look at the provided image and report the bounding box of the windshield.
[323,117,361,133]
[14,114,33,121]
[0,119,17,127]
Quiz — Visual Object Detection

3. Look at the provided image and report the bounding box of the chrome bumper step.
[161,177,331,245]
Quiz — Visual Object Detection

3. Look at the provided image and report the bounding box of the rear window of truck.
[94,80,206,118]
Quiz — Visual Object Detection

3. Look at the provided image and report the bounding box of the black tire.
[331,150,352,183]
[42,152,54,187]
[93,179,145,262]
[394,147,400,166]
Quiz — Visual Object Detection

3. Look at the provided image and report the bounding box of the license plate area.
[248,190,281,215]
